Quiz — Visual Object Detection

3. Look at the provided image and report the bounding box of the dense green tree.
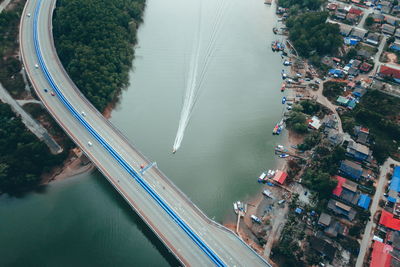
[279,0,326,10]
[286,12,342,58]
[0,103,66,193]
[286,111,308,134]
[302,169,337,199]
[53,0,146,111]
[365,16,374,27]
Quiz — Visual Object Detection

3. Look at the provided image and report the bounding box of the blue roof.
[390,169,400,192]
[295,208,303,214]
[394,167,400,179]
[357,194,371,210]
[390,44,400,52]
[347,99,357,109]
[388,196,397,203]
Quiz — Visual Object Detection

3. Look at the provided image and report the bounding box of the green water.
[0,0,286,265]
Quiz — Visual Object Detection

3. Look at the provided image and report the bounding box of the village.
[230,0,400,266]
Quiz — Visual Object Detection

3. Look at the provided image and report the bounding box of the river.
[0,0,285,265]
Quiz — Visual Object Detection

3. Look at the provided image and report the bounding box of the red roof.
[370,241,392,267]
[379,210,400,231]
[333,176,346,196]
[273,171,288,184]
[360,127,369,134]
[379,65,400,79]
[360,62,372,72]
[349,7,363,16]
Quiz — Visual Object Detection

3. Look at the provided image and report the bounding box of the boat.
[281,73,287,80]
[263,189,275,199]
[282,97,286,104]
[267,170,276,178]
[273,27,278,34]
[283,60,291,66]
[280,83,286,91]
[279,154,289,158]
[172,149,176,154]
[233,201,247,214]
[257,172,267,183]
[273,120,284,135]
[251,215,262,224]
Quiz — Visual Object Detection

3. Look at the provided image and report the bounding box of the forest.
[286,12,342,58]
[53,0,146,111]
[278,0,326,10]
[0,103,65,193]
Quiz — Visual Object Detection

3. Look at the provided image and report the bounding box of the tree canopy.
[286,12,342,58]
[0,103,65,193]
[278,0,326,10]
[53,0,146,111]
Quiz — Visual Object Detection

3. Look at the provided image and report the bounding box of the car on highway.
[27,13,31,17]
[88,141,93,147]
[44,88,48,93]
[35,64,39,69]
[81,111,86,117]
[50,92,55,96]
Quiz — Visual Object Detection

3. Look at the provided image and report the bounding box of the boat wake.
[172,0,231,153]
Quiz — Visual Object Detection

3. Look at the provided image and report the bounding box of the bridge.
[19,0,271,266]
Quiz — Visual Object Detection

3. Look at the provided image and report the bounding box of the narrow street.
[0,83,63,154]
[356,158,400,267]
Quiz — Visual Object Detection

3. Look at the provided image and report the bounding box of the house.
[308,116,321,130]
[327,199,357,221]
[329,68,345,78]
[353,126,369,145]
[357,48,374,59]
[359,62,372,72]
[350,59,361,69]
[327,3,338,11]
[346,13,359,24]
[385,16,398,26]
[382,5,392,14]
[309,236,336,261]
[346,140,370,161]
[390,41,400,52]
[358,194,371,210]
[350,27,367,39]
[335,10,347,20]
[349,7,363,16]
[378,65,400,83]
[337,96,350,106]
[395,28,400,38]
[326,129,344,146]
[370,241,393,267]
[332,175,360,205]
[371,13,385,24]
[348,67,359,77]
[347,98,357,110]
[380,210,400,231]
[365,32,380,46]
[352,87,367,99]
[382,24,396,35]
[339,160,363,180]
[273,170,288,184]
[324,220,348,238]
[388,167,400,204]
[339,23,353,36]
[318,213,332,227]
[324,114,337,129]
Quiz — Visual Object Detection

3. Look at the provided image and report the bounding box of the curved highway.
[19,0,270,266]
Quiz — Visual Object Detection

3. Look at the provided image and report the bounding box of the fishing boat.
[280,83,286,91]
[279,154,289,158]
[273,27,278,34]
[233,201,247,214]
[282,97,286,104]
[267,169,276,178]
[273,120,284,135]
